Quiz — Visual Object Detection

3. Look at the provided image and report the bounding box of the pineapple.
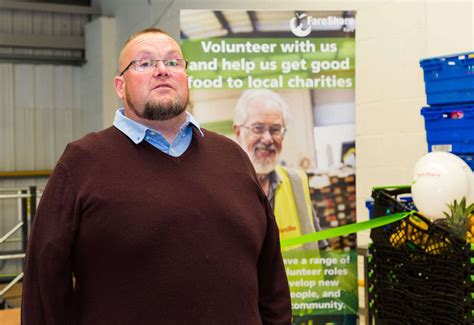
[469,214,474,231]
[443,197,474,242]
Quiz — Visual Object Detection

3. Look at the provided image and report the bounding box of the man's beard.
[249,143,280,174]
[126,88,187,121]
[142,99,186,121]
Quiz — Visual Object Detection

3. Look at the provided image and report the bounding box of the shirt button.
[170,148,175,153]
[150,132,155,135]
[146,136,150,140]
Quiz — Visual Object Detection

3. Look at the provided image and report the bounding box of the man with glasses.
[233,89,327,251]
[22,28,291,324]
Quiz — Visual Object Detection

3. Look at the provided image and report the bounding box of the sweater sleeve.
[257,198,292,325]
[226,139,292,323]
[22,162,80,324]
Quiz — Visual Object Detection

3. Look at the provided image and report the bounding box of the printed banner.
[180,10,357,324]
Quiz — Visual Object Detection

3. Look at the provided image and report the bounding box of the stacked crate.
[366,53,474,323]
[420,53,474,169]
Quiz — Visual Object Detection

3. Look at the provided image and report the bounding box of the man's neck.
[126,110,187,144]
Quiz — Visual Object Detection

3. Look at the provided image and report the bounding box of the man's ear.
[114,76,125,99]
[233,124,241,137]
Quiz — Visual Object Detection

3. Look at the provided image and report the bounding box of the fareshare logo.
[290,13,356,37]
[290,13,312,37]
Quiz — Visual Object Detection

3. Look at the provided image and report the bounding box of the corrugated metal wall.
[0,5,94,275]
[0,6,87,61]
[0,64,85,171]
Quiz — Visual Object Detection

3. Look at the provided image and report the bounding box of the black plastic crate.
[370,187,417,245]
[368,187,474,324]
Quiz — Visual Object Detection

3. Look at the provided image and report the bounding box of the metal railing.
[0,187,42,308]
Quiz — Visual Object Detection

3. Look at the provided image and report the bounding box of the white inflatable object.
[412,151,474,220]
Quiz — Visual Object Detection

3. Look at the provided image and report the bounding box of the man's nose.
[260,130,274,143]
[152,61,170,77]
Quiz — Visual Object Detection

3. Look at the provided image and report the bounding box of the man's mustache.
[253,143,277,153]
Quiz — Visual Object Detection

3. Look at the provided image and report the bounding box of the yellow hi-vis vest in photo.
[273,164,318,251]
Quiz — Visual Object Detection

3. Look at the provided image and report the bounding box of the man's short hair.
[234,89,290,126]
[118,28,175,72]
[122,28,171,50]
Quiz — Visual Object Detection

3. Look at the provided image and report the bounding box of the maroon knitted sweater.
[22,126,291,324]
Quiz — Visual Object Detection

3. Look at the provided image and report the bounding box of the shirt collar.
[268,169,281,190]
[113,108,204,144]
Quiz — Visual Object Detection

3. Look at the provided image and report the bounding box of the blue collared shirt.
[113,108,204,157]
